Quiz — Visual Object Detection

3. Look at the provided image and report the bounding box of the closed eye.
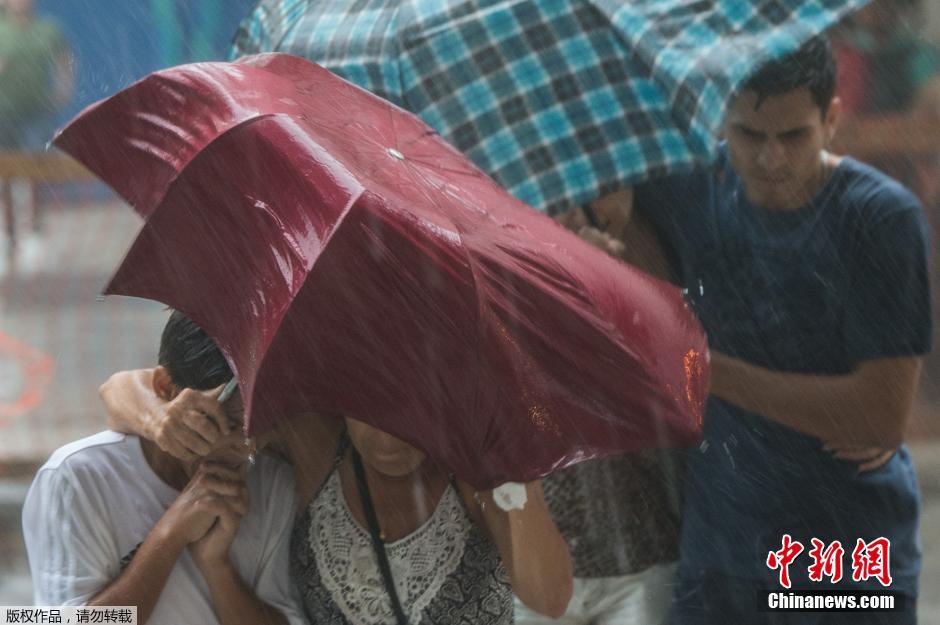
[734,126,763,140]
[779,129,809,141]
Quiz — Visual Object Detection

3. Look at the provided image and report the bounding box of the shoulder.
[37,431,132,477]
[635,148,726,217]
[636,168,714,205]
[25,432,132,524]
[246,451,297,509]
[836,158,926,227]
[28,431,136,508]
[249,452,295,487]
[455,480,489,529]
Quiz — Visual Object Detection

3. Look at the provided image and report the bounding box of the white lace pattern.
[309,471,470,625]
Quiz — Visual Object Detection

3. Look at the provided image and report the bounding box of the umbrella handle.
[218,377,238,403]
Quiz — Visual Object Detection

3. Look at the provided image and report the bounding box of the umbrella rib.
[142,112,284,211]
[244,184,367,434]
[391,157,492,459]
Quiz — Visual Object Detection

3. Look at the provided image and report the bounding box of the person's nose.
[755,139,786,172]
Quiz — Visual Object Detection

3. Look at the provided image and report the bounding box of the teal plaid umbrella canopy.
[233,0,865,215]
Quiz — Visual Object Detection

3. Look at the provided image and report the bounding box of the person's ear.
[824,96,842,145]
[152,366,178,401]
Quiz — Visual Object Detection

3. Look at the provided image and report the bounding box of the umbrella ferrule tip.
[387,148,405,160]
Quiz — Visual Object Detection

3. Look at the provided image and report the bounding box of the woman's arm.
[99,369,229,462]
[460,481,573,618]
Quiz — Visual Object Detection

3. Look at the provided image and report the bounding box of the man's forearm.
[201,561,288,625]
[709,352,914,447]
[88,519,185,623]
[99,369,160,439]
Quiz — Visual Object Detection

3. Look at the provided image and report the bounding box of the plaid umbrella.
[232,0,866,215]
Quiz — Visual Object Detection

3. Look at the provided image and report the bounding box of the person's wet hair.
[741,35,836,115]
[158,310,232,390]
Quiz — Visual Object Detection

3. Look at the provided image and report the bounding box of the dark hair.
[741,36,836,115]
[158,310,232,391]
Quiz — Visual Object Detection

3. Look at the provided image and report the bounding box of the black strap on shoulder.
[351,449,410,625]
[334,428,351,467]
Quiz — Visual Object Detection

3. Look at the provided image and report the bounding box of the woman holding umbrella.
[99,368,573,625]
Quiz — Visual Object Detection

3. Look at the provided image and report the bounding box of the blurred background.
[0,0,938,621]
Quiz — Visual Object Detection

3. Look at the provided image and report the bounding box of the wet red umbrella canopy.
[56,54,707,489]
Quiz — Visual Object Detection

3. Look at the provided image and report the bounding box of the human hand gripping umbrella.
[233,0,867,215]
[55,54,706,490]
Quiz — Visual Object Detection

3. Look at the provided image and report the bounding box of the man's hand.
[823,444,897,473]
[81,464,245,624]
[553,205,627,258]
[190,504,245,572]
[577,225,626,257]
[155,385,231,463]
[158,463,248,547]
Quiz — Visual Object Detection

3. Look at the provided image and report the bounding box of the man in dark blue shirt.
[630,37,932,623]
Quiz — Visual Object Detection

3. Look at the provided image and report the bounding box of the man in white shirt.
[23,310,305,625]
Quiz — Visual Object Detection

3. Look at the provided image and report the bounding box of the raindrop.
[723,442,736,470]
[244,436,257,466]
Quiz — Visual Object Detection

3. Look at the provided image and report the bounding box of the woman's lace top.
[291,469,512,624]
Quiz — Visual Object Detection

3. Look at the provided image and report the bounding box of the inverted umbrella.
[233,0,866,215]
[55,54,707,489]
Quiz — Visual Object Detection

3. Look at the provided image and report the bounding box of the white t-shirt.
[22,430,306,625]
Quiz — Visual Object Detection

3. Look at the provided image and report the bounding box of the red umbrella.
[55,54,707,489]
